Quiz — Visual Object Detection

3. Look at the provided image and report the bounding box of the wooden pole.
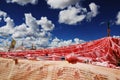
[13,58,18,65]
[107,22,110,37]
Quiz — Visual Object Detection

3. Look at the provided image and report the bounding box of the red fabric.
[1,37,120,67]
[65,37,120,65]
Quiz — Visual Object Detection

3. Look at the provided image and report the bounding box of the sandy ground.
[0,57,120,80]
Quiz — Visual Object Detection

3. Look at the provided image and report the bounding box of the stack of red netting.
[0,37,120,68]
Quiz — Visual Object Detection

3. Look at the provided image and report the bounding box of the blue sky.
[0,0,120,48]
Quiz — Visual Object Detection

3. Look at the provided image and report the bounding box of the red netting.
[0,37,120,67]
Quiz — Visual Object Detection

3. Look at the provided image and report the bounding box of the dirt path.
[0,57,120,80]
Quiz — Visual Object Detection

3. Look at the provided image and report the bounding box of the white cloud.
[49,37,60,47]
[74,38,85,44]
[4,17,15,29]
[0,17,14,37]
[58,2,99,25]
[12,13,55,48]
[0,10,55,48]
[46,0,80,9]
[6,0,38,6]
[0,10,86,48]
[86,3,99,21]
[0,11,14,36]
[113,35,120,38]
[0,10,7,21]
[12,24,27,38]
[59,7,86,25]
[25,13,39,33]
[0,11,7,17]
[14,23,27,32]
[35,37,50,47]
[49,37,71,47]
[25,13,38,30]
[37,17,55,31]
[116,11,120,25]
[46,0,99,25]
[17,36,50,48]
[89,3,99,17]
[49,37,85,48]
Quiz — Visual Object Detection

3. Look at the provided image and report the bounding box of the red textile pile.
[65,37,120,67]
[0,37,120,67]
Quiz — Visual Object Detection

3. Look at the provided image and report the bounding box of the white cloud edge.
[46,0,80,9]
[6,0,38,6]
[49,37,85,48]
[113,35,120,38]
[116,11,120,25]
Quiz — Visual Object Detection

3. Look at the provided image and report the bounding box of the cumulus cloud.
[0,10,86,48]
[25,13,39,32]
[116,11,120,25]
[86,2,99,21]
[58,2,99,25]
[13,13,55,48]
[59,7,86,25]
[0,10,56,48]
[49,37,85,48]
[18,36,50,48]
[0,10,7,21]
[74,38,84,44]
[37,17,55,31]
[12,23,27,38]
[46,0,99,25]
[0,17,14,37]
[46,0,80,9]
[6,0,38,6]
